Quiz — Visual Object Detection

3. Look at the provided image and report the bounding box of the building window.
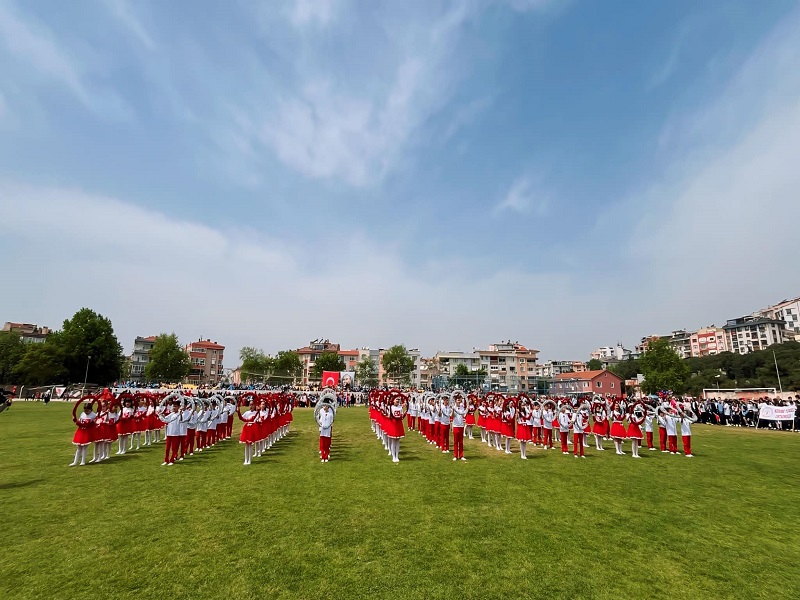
[610,382,615,388]
[596,381,602,388]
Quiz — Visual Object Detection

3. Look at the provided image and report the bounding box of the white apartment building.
[756,296,800,337]
[723,316,786,355]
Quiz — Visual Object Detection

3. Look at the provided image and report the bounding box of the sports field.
[1,402,798,600]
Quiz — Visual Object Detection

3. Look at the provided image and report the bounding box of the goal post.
[702,387,776,400]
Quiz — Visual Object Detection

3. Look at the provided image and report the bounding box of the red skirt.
[627,422,643,440]
[477,414,485,428]
[386,418,405,439]
[466,413,476,425]
[516,423,532,442]
[592,420,609,436]
[610,422,628,439]
[73,427,93,446]
[239,423,256,444]
[500,421,515,438]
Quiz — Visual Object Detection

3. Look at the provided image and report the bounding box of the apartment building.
[756,296,800,338]
[296,339,360,386]
[552,369,624,396]
[186,339,225,384]
[689,327,728,357]
[2,322,51,343]
[723,316,786,355]
[478,341,539,393]
[130,335,156,380]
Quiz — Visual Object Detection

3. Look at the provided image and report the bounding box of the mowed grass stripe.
[0,402,798,599]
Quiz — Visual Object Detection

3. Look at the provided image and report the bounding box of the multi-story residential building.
[2,322,51,343]
[635,335,661,355]
[666,330,693,359]
[419,356,440,389]
[590,344,633,362]
[756,296,800,338]
[130,335,156,380]
[553,369,624,396]
[689,327,728,357]
[434,351,482,375]
[186,339,225,385]
[477,341,539,393]
[296,339,360,386]
[723,316,786,355]
[534,360,587,378]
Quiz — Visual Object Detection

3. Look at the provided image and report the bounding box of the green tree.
[356,356,378,387]
[0,331,26,384]
[144,333,191,382]
[640,338,690,394]
[450,364,487,389]
[312,351,346,379]
[13,342,68,385]
[382,345,415,385]
[273,350,303,384]
[239,347,274,383]
[586,358,603,371]
[57,308,124,384]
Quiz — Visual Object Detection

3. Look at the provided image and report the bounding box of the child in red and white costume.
[610,403,628,455]
[477,399,488,443]
[133,397,147,450]
[159,401,182,466]
[592,401,609,451]
[557,404,571,454]
[70,402,97,467]
[657,407,668,452]
[626,403,645,459]
[665,407,679,454]
[116,397,135,455]
[530,402,543,447]
[465,396,477,439]
[238,399,258,466]
[316,403,335,463]
[644,404,656,451]
[386,396,406,462]
[501,399,516,454]
[678,404,697,457]
[572,404,590,458]
[516,397,532,459]
[452,396,467,461]
[439,396,452,453]
[542,402,555,450]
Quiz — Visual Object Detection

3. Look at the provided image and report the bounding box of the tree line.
[610,338,800,395]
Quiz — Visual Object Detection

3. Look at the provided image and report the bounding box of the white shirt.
[557,412,571,432]
[452,405,466,428]
[679,414,697,436]
[542,409,554,429]
[317,409,334,437]
[665,415,678,436]
[160,411,182,437]
[440,405,452,426]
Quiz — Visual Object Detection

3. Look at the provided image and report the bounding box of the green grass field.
[1,402,798,600]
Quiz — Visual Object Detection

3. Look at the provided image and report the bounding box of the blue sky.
[1,0,799,363]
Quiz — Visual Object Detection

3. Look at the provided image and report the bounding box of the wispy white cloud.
[0,181,616,360]
[494,175,549,216]
[286,0,340,29]
[0,0,134,121]
[102,0,155,50]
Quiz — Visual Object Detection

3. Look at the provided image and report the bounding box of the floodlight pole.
[82,355,91,395]
[773,351,783,393]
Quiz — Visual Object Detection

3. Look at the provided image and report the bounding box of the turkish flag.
[322,371,340,388]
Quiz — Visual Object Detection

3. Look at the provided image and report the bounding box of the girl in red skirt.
[386,394,407,462]
[516,396,532,459]
[592,400,609,451]
[238,399,258,465]
[477,399,488,443]
[116,397,135,455]
[610,403,628,455]
[501,397,516,454]
[70,401,97,466]
[465,395,477,440]
[627,402,645,458]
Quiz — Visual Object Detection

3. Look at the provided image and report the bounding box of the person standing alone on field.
[317,404,334,463]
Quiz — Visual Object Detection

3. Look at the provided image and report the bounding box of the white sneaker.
[179,457,184,461]
[79,461,85,466]
[167,462,173,467]
[649,448,656,451]
[161,462,168,466]
[686,454,694,458]
[460,457,466,461]
[521,456,527,460]
[581,456,586,459]
[69,462,77,467]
